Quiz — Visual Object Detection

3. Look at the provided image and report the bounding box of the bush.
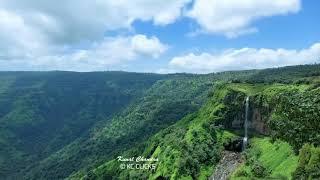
[252,162,270,178]
[293,144,320,179]
[234,167,250,177]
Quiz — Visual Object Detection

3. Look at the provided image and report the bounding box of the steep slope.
[20,74,216,179]
[80,77,320,179]
[73,83,244,179]
[1,64,320,179]
[0,71,164,179]
[230,82,320,179]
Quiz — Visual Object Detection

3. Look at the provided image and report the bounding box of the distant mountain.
[0,64,319,179]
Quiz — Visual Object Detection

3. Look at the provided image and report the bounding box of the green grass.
[253,138,298,178]
[231,137,298,179]
[228,83,268,95]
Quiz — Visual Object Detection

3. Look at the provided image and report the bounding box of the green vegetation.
[245,64,320,84]
[76,84,241,180]
[231,137,298,179]
[293,144,320,179]
[270,87,320,151]
[23,75,215,180]
[0,71,165,179]
[0,64,319,179]
[227,81,320,179]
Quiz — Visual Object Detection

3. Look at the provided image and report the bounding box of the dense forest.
[0,64,320,180]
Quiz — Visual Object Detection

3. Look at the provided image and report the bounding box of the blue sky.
[0,0,319,73]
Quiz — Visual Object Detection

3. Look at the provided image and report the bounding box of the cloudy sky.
[0,0,319,73]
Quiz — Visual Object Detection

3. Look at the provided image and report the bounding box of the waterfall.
[243,96,249,150]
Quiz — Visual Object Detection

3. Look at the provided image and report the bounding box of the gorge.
[0,64,320,179]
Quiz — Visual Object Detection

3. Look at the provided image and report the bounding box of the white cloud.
[0,0,311,72]
[0,0,185,69]
[131,35,168,58]
[0,34,168,71]
[0,9,52,60]
[0,0,302,45]
[166,43,320,73]
[187,0,301,38]
[0,0,190,45]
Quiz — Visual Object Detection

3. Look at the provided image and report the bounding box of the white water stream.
[243,96,249,151]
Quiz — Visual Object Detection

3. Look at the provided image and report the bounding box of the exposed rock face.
[218,90,270,135]
[231,112,244,129]
[251,108,269,135]
[229,98,269,135]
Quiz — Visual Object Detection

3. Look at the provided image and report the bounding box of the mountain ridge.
[0,64,319,179]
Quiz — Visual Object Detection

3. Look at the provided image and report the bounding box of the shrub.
[293,144,320,179]
[252,162,270,178]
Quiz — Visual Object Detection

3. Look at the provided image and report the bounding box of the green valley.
[0,64,320,180]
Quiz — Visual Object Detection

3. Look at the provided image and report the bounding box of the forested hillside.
[0,71,164,179]
[0,64,320,180]
[22,74,216,179]
[80,81,320,179]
